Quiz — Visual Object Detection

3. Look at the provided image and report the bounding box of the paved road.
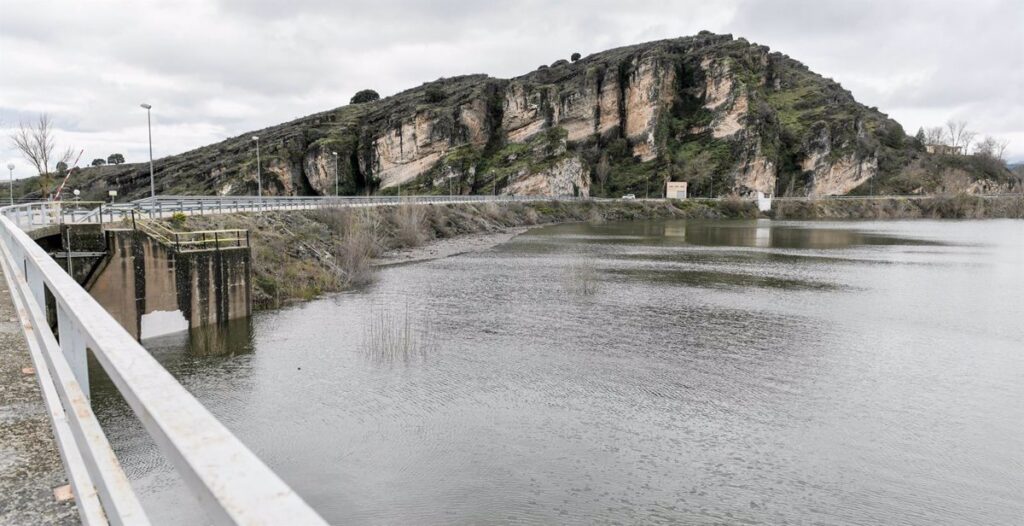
[0,264,78,525]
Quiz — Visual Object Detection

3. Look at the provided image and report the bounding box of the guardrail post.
[56,303,90,400]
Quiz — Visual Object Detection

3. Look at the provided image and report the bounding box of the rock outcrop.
[49,32,1016,202]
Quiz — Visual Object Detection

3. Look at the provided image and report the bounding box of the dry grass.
[388,204,429,247]
[335,208,383,286]
[362,302,431,365]
[563,258,601,297]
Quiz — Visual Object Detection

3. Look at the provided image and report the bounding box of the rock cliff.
[46,32,1017,201]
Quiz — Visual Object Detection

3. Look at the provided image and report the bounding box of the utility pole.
[140,103,155,197]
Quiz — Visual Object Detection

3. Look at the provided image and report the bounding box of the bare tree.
[996,138,1010,160]
[945,120,972,153]
[924,126,947,146]
[960,130,977,155]
[9,114,74,197]
[975,136,1011,161]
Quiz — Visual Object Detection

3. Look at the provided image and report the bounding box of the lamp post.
[331,151,339,197]
[140,103,155,198]
[6,163,14,206]
[252,136,262,210]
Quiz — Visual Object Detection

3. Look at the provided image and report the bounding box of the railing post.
[56,303,90,400]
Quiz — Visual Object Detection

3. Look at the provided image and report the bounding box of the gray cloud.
[2,0,1022,179]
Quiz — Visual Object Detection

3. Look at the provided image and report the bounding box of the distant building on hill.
[666,181,688,199]
[926,144,962,155]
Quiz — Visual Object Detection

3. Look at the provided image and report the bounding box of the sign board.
[666,181,688,199]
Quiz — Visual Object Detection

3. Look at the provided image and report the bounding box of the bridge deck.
[0,264,78,525]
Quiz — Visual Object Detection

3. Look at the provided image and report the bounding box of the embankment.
[771,194,1024,220]
[174,199,758,309]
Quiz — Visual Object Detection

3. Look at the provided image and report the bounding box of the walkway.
[0,264,78,524]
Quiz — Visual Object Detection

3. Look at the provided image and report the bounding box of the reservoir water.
[92,219,1024,525]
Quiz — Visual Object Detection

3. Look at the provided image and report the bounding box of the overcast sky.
[1,0,1022,178]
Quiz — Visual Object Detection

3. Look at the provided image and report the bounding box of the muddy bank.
[374,227,531,268]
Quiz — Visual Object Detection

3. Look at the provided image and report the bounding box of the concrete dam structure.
[86,229,252,339]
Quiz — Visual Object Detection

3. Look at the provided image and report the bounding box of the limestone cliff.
[49,32,1016,201]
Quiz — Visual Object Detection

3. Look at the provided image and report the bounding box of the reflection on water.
[94,219,1024,525]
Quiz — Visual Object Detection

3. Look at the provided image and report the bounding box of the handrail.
[0,203,327,524]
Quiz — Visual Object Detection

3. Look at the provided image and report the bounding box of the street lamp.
[252,136,262,209]
[6,163,14,206]
[331,151,339,197]
[140,103,155,198]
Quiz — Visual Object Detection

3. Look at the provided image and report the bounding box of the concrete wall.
[87,230,251,339]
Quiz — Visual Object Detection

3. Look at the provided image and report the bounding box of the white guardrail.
[0,194,586,525]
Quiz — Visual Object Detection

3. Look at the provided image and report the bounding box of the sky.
[1,0,1022,178]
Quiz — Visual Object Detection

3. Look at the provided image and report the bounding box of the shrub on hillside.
[350,89,380,104]
[424,84,446,103]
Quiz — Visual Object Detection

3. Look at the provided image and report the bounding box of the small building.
[926,144,962,155]
[666,181,688,199]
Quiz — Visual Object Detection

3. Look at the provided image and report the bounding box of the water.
[92,219,1024,525]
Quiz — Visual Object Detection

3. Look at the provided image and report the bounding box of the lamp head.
[6,163,13,171]
[252,136,259,141]
[332,151,338,156]
[140,103,152,109]
[73,189,81,196]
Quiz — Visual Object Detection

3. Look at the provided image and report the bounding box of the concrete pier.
[0,265,78,524]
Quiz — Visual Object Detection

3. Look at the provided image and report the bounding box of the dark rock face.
[52,33,1014,201]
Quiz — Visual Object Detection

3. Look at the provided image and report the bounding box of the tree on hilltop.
[350,89,380,104]
[107,153,125,165]
[91,158,106,166]
[571,52,581,62]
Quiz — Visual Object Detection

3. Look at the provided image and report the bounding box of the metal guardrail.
[0,200,328,524]
[4,195,589,231]
[121,194,587,219]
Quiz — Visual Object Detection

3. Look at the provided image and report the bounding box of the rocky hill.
[31,32,1018,201]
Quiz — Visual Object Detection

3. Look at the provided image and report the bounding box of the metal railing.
[0,199,328,524]
[2,195,588,231]
[121,194,586,219]
[132,213,249,253]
